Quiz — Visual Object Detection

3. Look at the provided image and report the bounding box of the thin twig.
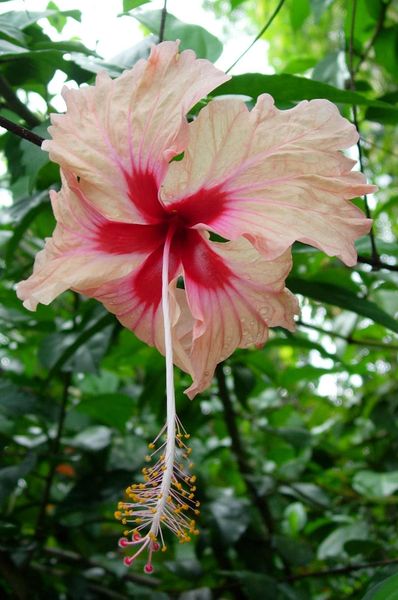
[226,0,286,73]
[0,114,44,147]
[361,136,398,160]
[284,556,398,582]
[158,0,168,43]
[347,0,379,266]
[0,74,40,128]
[357,255,398,272]
[298,319,398,351]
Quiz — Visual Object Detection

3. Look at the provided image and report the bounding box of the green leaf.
[210,496,250,544]
[1,9,81,30]
[68,425,112,451]
[274,535,314,566]
[353,471,398,498]
[374,26,398,78]
[215,73,398,118]
[45,2,81,33]
[0,453,36,504]
[318,522,369,559]
[287,277,398,334]
[282,56,318,74]
[123,0,151,10]
[290,0,311,31]
[227,572,278,600]
[39,312,114,377]
[134,10,223,61]
[0,38,27,56]
[0,379,37,416]
[0,17,27,45]
[76,393,133,432]
[362,572,398,600]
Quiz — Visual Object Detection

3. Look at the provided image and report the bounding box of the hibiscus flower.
[17,41,374,571]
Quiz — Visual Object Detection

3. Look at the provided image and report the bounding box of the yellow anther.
[145,455,151,462]
[182,504,189,510]
[122,518,127,525]
[195,501,201,507]
[148,442,155,449]
[149,532,157,542]
[162,545,167,552]
[190,476,197,483]
[114,511,122,520]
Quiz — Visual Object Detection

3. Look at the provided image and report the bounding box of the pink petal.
[43,41,229,224]
[162,95,376,266]
[84,249,194,378]
[179,232,299,398]
[17,174,163,310]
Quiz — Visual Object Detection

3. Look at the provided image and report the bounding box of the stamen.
[115,223,199,572]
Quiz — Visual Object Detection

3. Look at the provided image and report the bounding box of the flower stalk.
[115,223,200,572]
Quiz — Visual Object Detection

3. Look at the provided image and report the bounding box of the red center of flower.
[95,169,233,308]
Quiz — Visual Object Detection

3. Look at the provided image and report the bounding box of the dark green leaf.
[76,393,134,432]
[215,73,398,118]
[134,10,223,61]
[0,453,36,503]
[288,277,398,334]
[353,471,398,498]
[362,572,398,600]
[123,0,151,10]
[210,496,250,544]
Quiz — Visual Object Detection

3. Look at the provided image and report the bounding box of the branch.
[354,0,392,75]
[0,551,30,600]
[34,373,71,545]
[357,255,398,272]
[284,557,398,582]
[0,114,44,147]
[347,0,379,267]
[158,0,168,43]
[297,319,398,351]
[43,546,160,587]
[0,75,41,128]
[216,364,276,535]
[226,0,286,73]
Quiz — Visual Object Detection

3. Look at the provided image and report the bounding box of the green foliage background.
[0,0,398,598]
